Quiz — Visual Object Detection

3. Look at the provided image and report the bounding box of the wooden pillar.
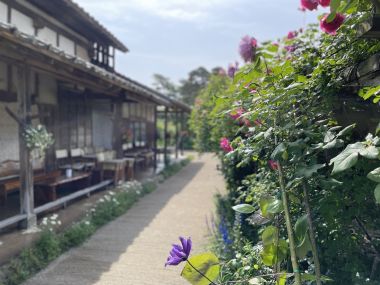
[180,112,185,156]
[153,105,158,170]
[18,65,36,229]
[113,97,123,158]
[164,107,169,167]
[175,110,179,159]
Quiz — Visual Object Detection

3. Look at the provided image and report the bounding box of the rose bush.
[189,1,380,284]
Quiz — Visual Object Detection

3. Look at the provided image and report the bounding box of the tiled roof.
[27,0,128,52]
[0,21,191,112]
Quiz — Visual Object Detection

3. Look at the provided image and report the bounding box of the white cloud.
[75,0,230,22]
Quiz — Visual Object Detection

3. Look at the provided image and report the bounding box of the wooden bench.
[0,170,61,205]
[35,172,92,203]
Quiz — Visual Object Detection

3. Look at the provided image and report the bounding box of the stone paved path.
[24,153,224,285]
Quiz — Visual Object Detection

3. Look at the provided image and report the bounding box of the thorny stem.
[277,163,302,285]
[302,181,322,285]
[186,260,218,285]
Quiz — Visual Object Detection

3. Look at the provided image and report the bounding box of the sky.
[74,0,324,87]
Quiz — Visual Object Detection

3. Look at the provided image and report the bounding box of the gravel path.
[24,153,224,285]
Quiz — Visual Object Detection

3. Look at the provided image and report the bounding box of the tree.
[179,67,211,106]
[152,74,178,99]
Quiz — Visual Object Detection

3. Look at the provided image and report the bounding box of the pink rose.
[287,31,297,39]
[300,0,318,11]
[320,13,345,35]
[318,0,330,7]
[220,138,233,153]
[230,108,244,121]
[268,160,279,170]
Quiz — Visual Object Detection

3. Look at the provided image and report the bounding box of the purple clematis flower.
[165,237,192,266]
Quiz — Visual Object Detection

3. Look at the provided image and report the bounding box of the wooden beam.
[113,96,123,158]
[17,65,36,229]
[175,110,179,159]
[164,107,169,167]
[153,105,158,170]
[180,112,185,156]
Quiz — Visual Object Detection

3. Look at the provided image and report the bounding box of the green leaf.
[326,11,337,23]
[276,272,287,285]
[359,86,380,100]
[337,124,356,137]
[181,253,220,285]
[261,239,288,266]
[296,164,325,178]
[232,204,255,214]
[266,199,284,215]
[323,139,344,150]
[295,214,309,246]
[367,168,380,183]
[330,0,341,11]
[375,184,380,204]
[324,131,335,143]
[329,142,364,174]
[359,145,379,159]
[271,143,287,160]
[262,226,279,246]
[294,215,312,258]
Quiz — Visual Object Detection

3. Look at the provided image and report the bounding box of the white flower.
[356,272,360,277]
[51,214,58,220]
[84,221,90,225]
[57,221,62,225]
[99,198,105,203]
[51,221,56,225]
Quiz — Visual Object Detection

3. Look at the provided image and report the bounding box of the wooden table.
[124,158,135,180]
[100,159,127,185]
[0,170,60,205]
[35,172,92,202]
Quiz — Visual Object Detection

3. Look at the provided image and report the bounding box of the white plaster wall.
[38,73,57,105]
[37,26,57,46]
[59,35,75,55]
[122,103,130,119]
[11,8,34,35]
[0,102,19,161]
[0,61,7,91]
[0,1,7,23]
[76,45,90,61]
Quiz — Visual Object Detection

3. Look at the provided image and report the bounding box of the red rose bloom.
[300,0,318,11]
[220,138,233,153]
[268,160,279,170]
[320,13,345,35]
[318,0,330,7]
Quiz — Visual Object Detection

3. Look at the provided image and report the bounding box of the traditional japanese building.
[0,0,190,230]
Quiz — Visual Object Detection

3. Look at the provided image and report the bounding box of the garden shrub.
[189,1,380,284]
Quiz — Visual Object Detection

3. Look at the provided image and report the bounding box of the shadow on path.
[24,161,206,285]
